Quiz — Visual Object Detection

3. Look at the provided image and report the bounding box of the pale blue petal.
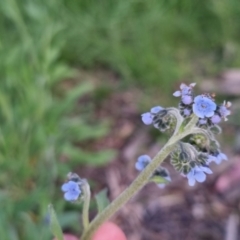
[61,183,70,192]
[150,106,163,113]
[193,103,204,118]
[194,95,203,102]
[182,87,191,95]
[211,115,221,124]
[187,171,195,186]
[64,191,79,201]
[180,83,187,89]
[199,166,213,174]
[195,171,206,183]
[138,155,151,163]
[220,106,230,118]
[61,181,77,192]
[207,155,217,164]
[135,162,144,171]
[219,153,228,161]
[182,95,193,105]
[188,176,196,186]
[141,113,152,125]
[189,83,196,87]
[205,110,215,118]
[183,109,191,116]
[173,91,181,97]
[215,156,223,164]
[136,155,151,171]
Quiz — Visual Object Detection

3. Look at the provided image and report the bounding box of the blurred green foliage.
[61,0,240,89]
[0,0,114,239]
[1,0,240,239]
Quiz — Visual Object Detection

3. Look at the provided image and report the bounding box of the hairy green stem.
[81,117,195,240]
[82,138,179,239]
[82,180,91,231]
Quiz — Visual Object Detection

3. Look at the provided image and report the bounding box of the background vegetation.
[0,0,240,239]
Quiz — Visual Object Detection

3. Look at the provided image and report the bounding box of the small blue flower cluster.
[141,106,164,126]
[173,83,231,125]
[61,173,83,201]
[62,181,81,201]
[186,165,212,186]
[139,83,231,186]
[135,155,151,171]
[135,155,171,188]
[141,106,175,132]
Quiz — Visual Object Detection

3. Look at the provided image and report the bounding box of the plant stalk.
[82,139,177,239]
[81,118,195,239]
[82,180,91,231]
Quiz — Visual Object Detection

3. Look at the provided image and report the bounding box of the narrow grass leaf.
[48,204,64,240]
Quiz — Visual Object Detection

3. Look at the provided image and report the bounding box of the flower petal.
[193,103,205,118]
[182,95,193,105]
[211,115,221,124]
[173,91,181,97]
[151,106,163,113]
[64,191,79,201]
[219,153,228,161]
[61,181,78,192]
[207,155,217,164]
[180,83,187,90]
[205,111,215,118]
[187,171,195,186]
[135,161,144,171]
[141,113,153,125]
[183,109,191,116]
[199,166,213,174]
[61,183,70,192]
[195,171,206,183]
[188,176,196,186]
[138,155,151,163]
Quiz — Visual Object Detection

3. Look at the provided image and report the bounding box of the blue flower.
[193,95,216,118]
[61,181,81,201]
[219,101,231,121]
[151,106,163,113]
[186,166,212,186]
[141,106,163,125]
[182,95,193,105]
[183,109,191,116]
[173,83,196,97]
[141,112,153,125]
[135,155,151,171]
[211,114,221,124]
[208,152,228,165]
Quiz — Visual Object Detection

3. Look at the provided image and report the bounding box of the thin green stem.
[184,114,199,130]
[82,180,91,231]
[81,138,178,240]
[81,115,196,240]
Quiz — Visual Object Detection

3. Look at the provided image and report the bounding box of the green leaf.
[48,204,64,240]
[95,189,110,214]
[150,175,168,184]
